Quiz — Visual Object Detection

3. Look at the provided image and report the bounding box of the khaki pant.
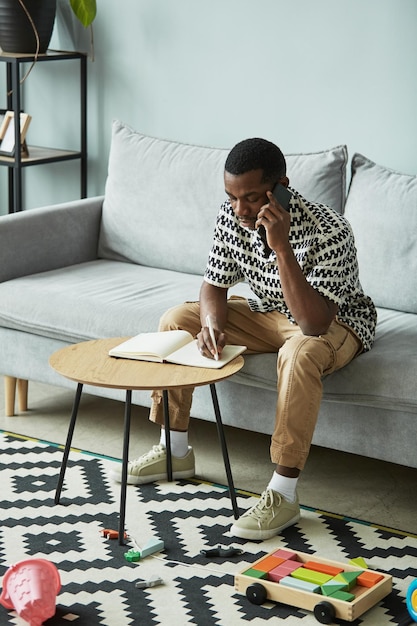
[150,296,362,470]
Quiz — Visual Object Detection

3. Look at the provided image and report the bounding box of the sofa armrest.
[0,197,104,283]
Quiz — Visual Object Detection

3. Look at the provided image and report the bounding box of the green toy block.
[341,570,363,589]
[321,582,349,596]
[242,568,268,579]
[349,557,368,569]
[124,550,141,562]
[333,570,362,590]
[291,567,333,586]
[329,589,355,602]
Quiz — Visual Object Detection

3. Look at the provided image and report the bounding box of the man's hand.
[255,190,291,252]
[197,324,226,360]
[198,282,228,359]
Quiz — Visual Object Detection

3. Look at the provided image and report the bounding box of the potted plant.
[0,0,96,54]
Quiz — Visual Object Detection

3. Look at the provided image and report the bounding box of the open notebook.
[109,330,246,369]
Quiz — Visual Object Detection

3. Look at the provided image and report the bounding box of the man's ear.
[281,176,290,188]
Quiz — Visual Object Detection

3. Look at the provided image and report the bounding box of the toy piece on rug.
[406,578,417,624]
[200,545,243,558]
[135,575,164,589]
[100,528,128,540]
[0,558,61,626]
[125,536,165,562]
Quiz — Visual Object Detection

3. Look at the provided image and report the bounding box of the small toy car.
[235,548,392,623]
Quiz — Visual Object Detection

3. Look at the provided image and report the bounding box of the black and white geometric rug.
[1,431,416,626]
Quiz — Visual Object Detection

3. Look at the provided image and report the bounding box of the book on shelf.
[0,111,32,157]
[108,330,246,369]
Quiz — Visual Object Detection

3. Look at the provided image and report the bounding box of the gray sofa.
[1,121,416,468]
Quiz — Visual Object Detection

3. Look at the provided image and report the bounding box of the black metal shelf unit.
[0,50,87,213]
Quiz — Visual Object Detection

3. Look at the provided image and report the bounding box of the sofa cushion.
[286,145,348,214]
[0,259,251,343]
[233,307,417,413]
[98,121,347,274]
[0,260,203,343]
[344,154,417,313]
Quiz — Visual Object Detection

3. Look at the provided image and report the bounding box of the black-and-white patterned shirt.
[204,188,377,351]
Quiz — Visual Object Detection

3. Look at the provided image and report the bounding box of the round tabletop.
[49,337,244,391]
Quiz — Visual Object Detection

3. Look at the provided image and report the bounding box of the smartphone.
[272,183,292,211]
[258,183,292,243]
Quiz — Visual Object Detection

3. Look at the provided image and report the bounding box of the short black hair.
[225,138,286,183]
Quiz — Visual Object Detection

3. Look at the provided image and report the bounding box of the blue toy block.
[141,537,164,558]
[279,575,320,594]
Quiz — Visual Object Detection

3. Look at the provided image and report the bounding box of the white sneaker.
[109,444,195,485]
[230,488,300,540]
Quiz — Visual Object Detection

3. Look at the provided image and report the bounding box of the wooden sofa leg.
[17,379,28,412]
[4,377,28,416]
[5,376,17,416]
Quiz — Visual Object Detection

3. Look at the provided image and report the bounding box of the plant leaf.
[70,0,97,28]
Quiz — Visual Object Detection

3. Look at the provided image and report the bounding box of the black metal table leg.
[163,390,173,481]
[118,389,132,545]
[209,383,239,519]
[55,383,83,504]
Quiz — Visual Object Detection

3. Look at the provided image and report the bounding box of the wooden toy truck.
[235,549,392,624]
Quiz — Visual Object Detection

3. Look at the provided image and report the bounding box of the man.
[111,138,376,541]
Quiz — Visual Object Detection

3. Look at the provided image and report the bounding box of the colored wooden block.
[357,571,384,587]
[341,570,362,589]
[279,575,321,594]
[268,569,286,583]
[100,528,128,540]
[253,555,285,573]
[304,560,344,577]
[321,582,349,596]
[141,537,164,558]
[349,557,368,569]
[291,567,333,586]
[333,571,362,590]
[280,561,303,573]
[124,550,141,562]
[329,589,356,602]
[242,568,268,579]
[272,549,299,561]
[268,561,301,582]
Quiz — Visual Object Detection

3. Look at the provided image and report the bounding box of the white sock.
[159,429,189,458]
[268,472,298,503]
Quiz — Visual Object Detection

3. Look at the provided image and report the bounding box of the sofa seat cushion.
[233,307,417,413]
[0,260,206,343]
[98,121,348,275]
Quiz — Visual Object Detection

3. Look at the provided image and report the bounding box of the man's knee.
[158,302,200,332]
[278,334,333,375]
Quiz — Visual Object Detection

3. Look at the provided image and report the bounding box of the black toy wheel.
[246,583,267,605]
[314,600,336,624]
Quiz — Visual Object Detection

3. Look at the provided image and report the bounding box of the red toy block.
[252,556,285,573]
[357,571,384,587]
[100,528,127,540]
[304,560,344,577]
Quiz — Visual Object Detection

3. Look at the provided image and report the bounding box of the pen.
[206,315,219,361]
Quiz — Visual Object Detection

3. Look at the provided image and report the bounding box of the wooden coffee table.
[49,337,244,545]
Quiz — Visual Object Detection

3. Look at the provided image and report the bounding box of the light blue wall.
[1,0,417,213]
